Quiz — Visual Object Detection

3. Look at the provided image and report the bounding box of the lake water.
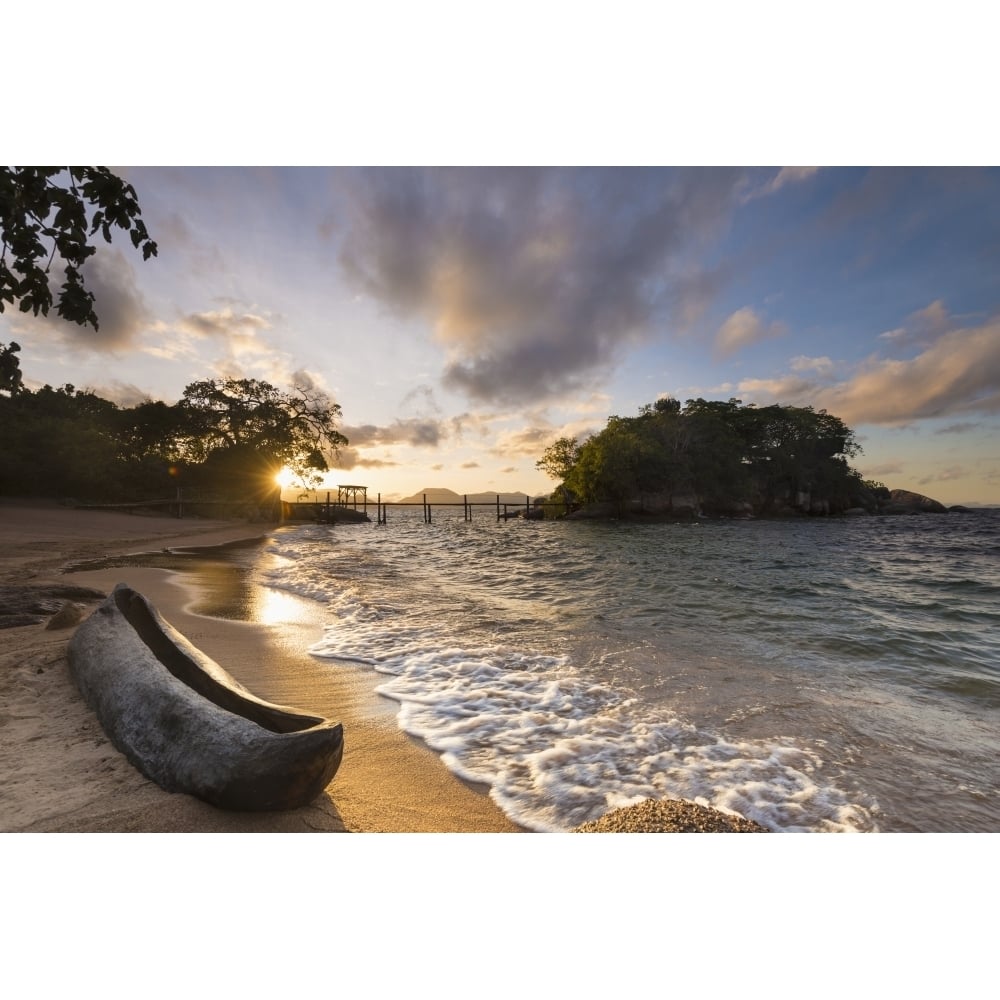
[256,509,1000,832]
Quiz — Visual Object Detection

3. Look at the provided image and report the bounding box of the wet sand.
[0,501,523,832]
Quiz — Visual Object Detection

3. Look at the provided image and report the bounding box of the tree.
[1,167,157,330]
[113,399,186,465]
[0,340,23,395]
[567,417,664,510]
[174,377,348,503]
[0,380,122,499]
[536,436,582,483]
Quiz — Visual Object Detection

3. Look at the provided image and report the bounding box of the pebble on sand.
[575,798,768,833]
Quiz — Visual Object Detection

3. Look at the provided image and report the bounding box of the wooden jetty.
[372,492,540,524]
[281,484,547,525]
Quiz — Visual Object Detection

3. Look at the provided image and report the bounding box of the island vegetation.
[537,395,910,518]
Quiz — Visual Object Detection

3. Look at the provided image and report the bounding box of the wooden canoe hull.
[68,584,343,811]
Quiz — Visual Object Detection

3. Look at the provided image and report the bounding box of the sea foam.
[265,524,877,832]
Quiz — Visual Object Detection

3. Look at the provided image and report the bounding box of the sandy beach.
[1,500,771,835]
[0,501,524,832]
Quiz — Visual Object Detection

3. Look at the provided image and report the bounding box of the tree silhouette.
[1,167,157,330]
[0,340,23,395]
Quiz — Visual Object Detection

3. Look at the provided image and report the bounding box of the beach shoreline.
[0,502,524,832]
[1,502,769,834]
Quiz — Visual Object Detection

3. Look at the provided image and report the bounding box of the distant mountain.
[397,487,531,506]
[397,487,462,504]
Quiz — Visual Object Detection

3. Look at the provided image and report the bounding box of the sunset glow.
[4,167,999,505]
[274,466,297,489]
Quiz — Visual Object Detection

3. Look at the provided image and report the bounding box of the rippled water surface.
[261,510,1000,832]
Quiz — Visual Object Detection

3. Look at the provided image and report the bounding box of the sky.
[4,166,999,504]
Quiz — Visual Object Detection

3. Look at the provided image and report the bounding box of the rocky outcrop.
[566,501,622,520]
[556,485,953,521]
[880,489,948,515]
[0,583,106,629]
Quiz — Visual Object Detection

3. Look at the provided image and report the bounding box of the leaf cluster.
[0,340,23,395]
[0,167,157,330]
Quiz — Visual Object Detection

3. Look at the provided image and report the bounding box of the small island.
[535,396,957,520]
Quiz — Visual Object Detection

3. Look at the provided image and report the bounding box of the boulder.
[0,583,105,629]
[670,494,701,517]
[46,602,88,630]
[567,501,621,519]
[882,489,948,514]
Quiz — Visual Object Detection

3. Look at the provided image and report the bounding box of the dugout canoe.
[67,583,344,810]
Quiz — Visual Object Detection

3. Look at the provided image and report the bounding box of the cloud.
[80,253,151,350]
[167,305,323,389]
[338,167,742,404]
[341,417,450,449]
[813,317,1000,424]
[715,307,787,358]
[14,251,150,352]
[878,299,951,351]
[397,384,438,409]
[178,307,270,339]
[790,355,836,375]
[290,368,322,392]
[934,422,980,435]
[165,307,273,373]
[861,462,904,478]
[668,266,733,331]
[739,312,1000,426]
[742,167,822,201]
[333,447,399,471]
[84,380,152,407]
[769,167,821,191]
[918,465,967,485]
[490,424,559,459]
[737,374,818,400]
[482,411,604,460]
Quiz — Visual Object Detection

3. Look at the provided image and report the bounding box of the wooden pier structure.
[297,487,541,525]
[372,493,538,524]
[336,484,368,509]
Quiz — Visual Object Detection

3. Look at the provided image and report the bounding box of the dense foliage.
[0,346,347,512]
[1,167,157,330]
[538,396,865,516]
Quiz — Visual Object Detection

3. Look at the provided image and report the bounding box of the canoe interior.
[113,587,323,735]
